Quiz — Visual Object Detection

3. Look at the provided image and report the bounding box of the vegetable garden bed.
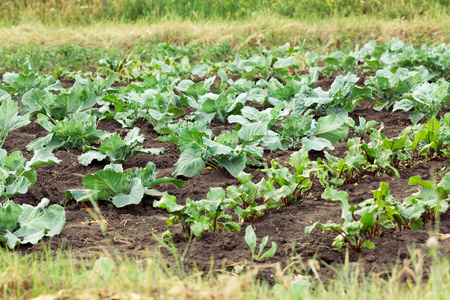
[1,38,450,282]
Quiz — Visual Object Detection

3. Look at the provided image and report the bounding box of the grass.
[1,244,450,299]
[1,0,448,25]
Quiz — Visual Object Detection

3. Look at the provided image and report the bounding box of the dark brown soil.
[2,75,450,282]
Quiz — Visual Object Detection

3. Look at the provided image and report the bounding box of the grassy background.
[1,16,449,73]
[0,0,448,73]
[1,0,448,24]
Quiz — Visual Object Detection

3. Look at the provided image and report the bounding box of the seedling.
[245,225,277,261]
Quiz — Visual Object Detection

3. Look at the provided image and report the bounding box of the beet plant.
[260,148,316,206]
[153,187,240,238]
[404,172,450,221]
[306,184,423,253]
[245,225,277,261]
[227,172,296,222]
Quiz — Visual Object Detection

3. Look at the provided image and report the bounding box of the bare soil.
[3,74,450,282]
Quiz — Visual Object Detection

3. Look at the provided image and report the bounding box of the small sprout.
[245,225,277,261]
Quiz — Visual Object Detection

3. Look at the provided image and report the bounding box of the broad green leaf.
[301,136,334,151]
[112,178,144,208]
[14,198,65,240]
[216,131,239,149]
[322,188,349,204]
[0,201,22,233]
[0,97,31,144]
[238,121,268,143]
[147,178,184,189]
[3,71,39,95]
[360,213,375,228]
[21,89,50,115]
[361,240,375,250]
[153,194,185,212]
[66,189,110,202]
[25,148,62,168]
[190,216,210,237]
[26,134,64,153]
[207,187,226,202]
[0,89,9,101]
[439,173,450,191]
[78,151,107,166]
[273,56,297,69]
[190,64,208,77]
[203,137,233,156]
[409,111,425,125]
[83,169,126,193]
[178,128,208,153]
[172,149,206,178]
[217,154,247,178]
[314,115,349,144]
[409,176,433,188]
[393,99,414,112]
[4,177,32,197]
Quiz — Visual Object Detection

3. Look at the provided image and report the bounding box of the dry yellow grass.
[1,16,448,52]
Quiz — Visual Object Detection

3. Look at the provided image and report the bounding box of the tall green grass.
[1,245,450,299]
[1,0,448,25]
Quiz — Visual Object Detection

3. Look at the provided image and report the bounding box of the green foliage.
[100,76,184,129]
[0,198,65,249]
[78,127,164,166]
[365,66,429,111]
[1,0,447,25]
[22,74,117,124]
[172,123,266,178]
[353,116,379,135]
[156,119,212,144]
[1,62,61,97]
[153,188,240,238]
[226,172,276,222]
[321,50,359,76]
[66,162,183,208]
[178,78,248,123]
[228,103,288,129]
[405,173,450,220]
[306,182,434,253]
[359,182,424,231]
[0,97,30,148]
[277,73,372,115]
[27,112,110,152]
[260,148,316,206]
[280,114,352,151]
[393,79,450,123]
[279,114,314,149]
[0,149,61,200]
[245,225,277,261]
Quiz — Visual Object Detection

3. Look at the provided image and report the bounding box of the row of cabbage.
[0,38,449,250]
